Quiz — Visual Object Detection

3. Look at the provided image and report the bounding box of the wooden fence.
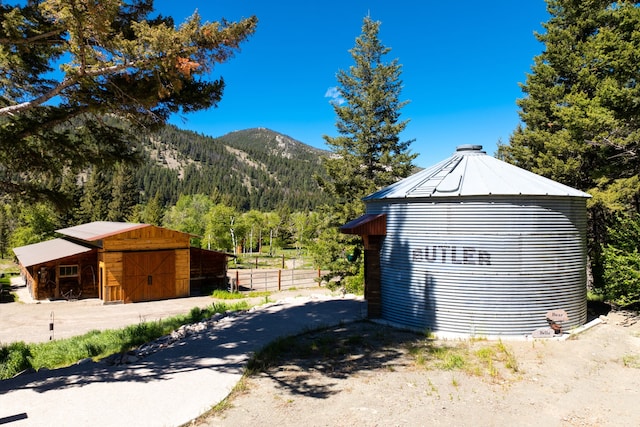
[227,268,325,293]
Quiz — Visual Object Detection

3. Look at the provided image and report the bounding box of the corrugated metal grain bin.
[344,145,591,336]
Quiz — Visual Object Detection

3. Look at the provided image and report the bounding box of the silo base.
[368,317,601,341]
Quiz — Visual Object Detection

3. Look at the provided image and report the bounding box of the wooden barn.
[13,222,231,303]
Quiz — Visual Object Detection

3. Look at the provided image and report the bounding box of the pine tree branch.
[0,29,64,45]
[0,63,129,117]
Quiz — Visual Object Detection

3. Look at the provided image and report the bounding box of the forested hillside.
[135,126,333,211]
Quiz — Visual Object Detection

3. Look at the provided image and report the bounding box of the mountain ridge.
[134,126,333,211]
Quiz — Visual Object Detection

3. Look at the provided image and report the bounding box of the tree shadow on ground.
[0,298,366,396]
[250,321,423,399]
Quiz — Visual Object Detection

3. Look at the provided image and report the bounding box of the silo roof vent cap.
[456,144,485,153]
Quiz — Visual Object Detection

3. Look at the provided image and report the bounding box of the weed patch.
[407,338,520,382]
[212,290,245,299]
[622,354,640,368]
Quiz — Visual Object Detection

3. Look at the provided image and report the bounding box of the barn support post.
[54,266,60,300]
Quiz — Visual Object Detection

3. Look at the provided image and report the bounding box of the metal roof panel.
[56,221,149,241]
[364,145,591,200]
[13,239,94,267]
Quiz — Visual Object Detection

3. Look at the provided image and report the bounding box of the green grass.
[587,291,605,302]
[0,300,250,380]
[211,289,246,299]
[211,289,272,300]
[407,338,520,381]
[246,291,271,298]
[1,270,21,303]
[622,354,640,368]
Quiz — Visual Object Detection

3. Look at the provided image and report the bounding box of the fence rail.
[228,268,325,293]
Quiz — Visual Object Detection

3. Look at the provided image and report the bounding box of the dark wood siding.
[190,248,229,294]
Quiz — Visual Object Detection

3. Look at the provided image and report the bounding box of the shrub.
[0,341,32,379]
[342,265,364,295]
[602,213,640,307]
[603,246,640,307]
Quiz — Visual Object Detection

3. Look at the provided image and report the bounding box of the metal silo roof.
[364,145,592,200]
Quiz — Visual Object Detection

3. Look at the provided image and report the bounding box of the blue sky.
[155,1,550,168]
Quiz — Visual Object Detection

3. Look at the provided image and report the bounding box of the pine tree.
[108,162,139,221]
[499,1,640,189]
[0,1,257,203]
[313,16,416,289]
[58,168,82,226]
[497,0,640,293]
[79,167,111,222]
[141,192,164,226]
[319,15,416,223]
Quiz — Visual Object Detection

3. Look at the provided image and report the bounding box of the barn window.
[59,265,79,277]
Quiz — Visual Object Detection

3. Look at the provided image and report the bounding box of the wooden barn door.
[124,251,176,302]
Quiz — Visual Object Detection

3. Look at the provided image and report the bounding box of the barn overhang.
[340,214,386,236]
[14,238,95,268]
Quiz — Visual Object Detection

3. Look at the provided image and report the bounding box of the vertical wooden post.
[363,235,383,318]
[235,270,239,292]
[278,270,282,291]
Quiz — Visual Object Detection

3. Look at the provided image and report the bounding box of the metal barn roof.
[13,238,94,267]
[56,221,149,241]
[364,145,592,201]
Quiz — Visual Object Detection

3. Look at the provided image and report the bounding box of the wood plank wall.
[102,226,191,251]
[101,251,124,303]
[175,249,190,297]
